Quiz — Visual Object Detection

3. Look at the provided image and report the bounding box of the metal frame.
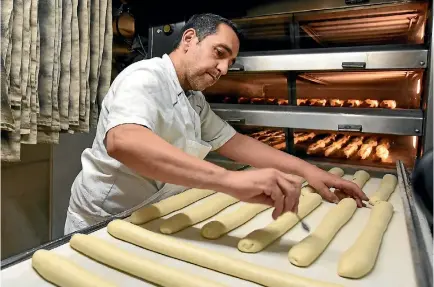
[422,2,433,153]
[396,160,433,287]
[232,47,428,71]
[245,0,425,17]
[211,104,423,136]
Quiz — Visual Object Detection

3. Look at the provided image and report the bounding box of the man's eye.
[215,48,223,57]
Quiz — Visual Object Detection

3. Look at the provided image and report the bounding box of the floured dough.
[32,249,117,287]
[369,174,398,205]
[201,203,270,239]
[130,188,215,224]
[160,193,239,234]
[238,193,322,253]
[302,167,344,195]
[107,220,343,287]
[69,234,225,287]
[338,201,394,278]
[288,198,357,267]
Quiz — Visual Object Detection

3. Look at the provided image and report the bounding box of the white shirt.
[66,54,236,231]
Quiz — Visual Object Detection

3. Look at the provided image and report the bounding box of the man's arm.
[106,124,303,218]
[106,124,227,190]
[216,132,369,206]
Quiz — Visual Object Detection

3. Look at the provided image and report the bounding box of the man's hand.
[216,168,303,219]
[303,167,369,207]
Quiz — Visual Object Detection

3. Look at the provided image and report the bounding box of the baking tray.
[1,163,431,286]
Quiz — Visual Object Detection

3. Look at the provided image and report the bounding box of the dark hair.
[173,13,241,50]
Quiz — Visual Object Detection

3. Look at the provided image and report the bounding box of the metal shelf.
[211,104,423,136]
[230,47,428,71]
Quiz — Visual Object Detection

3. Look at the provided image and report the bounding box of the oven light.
[412,136,417,149]
[416,79,421,94]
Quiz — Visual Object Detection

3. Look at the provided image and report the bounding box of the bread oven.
[200,0,432,171]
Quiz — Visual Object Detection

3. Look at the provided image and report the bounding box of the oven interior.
[233,1,429,51]
[234,126,418,169]
[204,70,424,109]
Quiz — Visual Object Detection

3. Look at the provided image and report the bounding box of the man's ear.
[181,28,197,51]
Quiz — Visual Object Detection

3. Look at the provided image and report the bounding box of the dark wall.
[116,1,269,35]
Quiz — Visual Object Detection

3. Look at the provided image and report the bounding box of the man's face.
[182,24,239,91]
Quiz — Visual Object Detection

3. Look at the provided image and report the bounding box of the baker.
[65,13,368,234]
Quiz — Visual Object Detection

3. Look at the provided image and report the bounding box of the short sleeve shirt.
[69,54,236,219]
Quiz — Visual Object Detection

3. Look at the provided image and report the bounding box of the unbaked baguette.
[237,193,322,253]
[159,192,239,234]
[288,198,357,267]
[32,249,117,287]
[107,219,343,287]
[69,234,225,287]
[369,174,398,205]
[130,188,215,224]
[201,203,270,239]
[337,201,394,278]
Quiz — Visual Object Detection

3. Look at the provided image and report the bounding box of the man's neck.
[168,51,191,91]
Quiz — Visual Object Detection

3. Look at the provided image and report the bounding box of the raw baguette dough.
[32,249,117,287]
[238,193,322,253]
[338,201,394,278]
[69,234,225,287]
[130,188,215,224]
[301,167,344,195]
[352,170,370,188]
[107,220,343,287]
[288,198,357,267]
[201,203,270,239]
[160,193,239,234]
[369,174,398,205]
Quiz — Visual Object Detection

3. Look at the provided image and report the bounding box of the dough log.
[70,234,225,287]
[238,193,322,253]
[107,220,343,287]
[160,193,239,234]
[32,249,117,287]
[369,174,398,205]
[338,201,394,279]
[352,170,370,189]
[201,203,270,239]
[334,170,370,200]
[301,167,344,195]
[288,198,357,267]
[130,188,215,224]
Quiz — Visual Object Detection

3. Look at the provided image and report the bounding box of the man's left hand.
[303,167,369,207]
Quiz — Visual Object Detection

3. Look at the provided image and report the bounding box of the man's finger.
[355,197,363,208]
[271,191,285,220]
[335,179,369,201]
[316,183,339,203]
[276,176,297,214]
[334,189,348,201]
[247,194,274,206]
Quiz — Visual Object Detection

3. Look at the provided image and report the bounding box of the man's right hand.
[216,168,303,220]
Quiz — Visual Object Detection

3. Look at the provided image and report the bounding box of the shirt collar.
[162,54,184,104]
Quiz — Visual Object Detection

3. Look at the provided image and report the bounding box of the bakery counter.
[1,162,432,287]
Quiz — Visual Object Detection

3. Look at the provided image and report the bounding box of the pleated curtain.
[1,0,113,161]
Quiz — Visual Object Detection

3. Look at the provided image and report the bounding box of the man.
[65,13,368,234]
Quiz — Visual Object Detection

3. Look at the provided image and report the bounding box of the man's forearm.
[106,124,227,190]
[217,132,316,178]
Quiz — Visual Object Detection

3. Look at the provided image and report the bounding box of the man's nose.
[217,60,230,76]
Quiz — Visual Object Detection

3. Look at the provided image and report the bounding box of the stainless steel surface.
[245,0,419,16]
[233,48,428,71]
[396,160,433,287]
[212,104,424,135]
[422,8,433,153]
